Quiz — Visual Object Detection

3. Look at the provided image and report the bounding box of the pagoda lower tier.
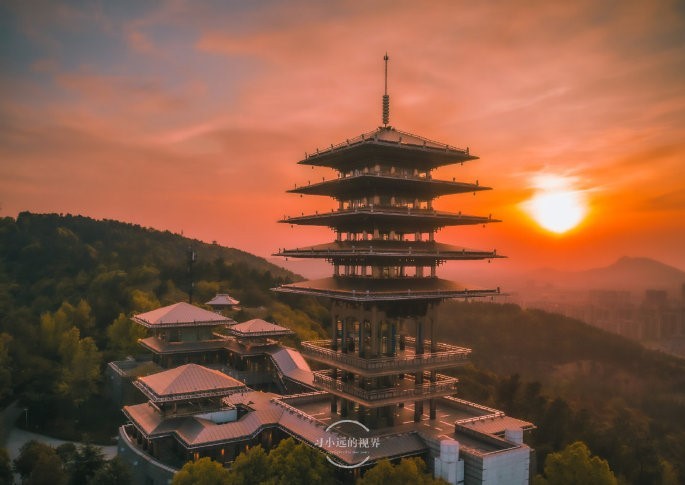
[312,370,458,408]
[300,337,470,376]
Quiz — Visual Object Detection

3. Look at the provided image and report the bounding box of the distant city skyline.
[1,1,684,272]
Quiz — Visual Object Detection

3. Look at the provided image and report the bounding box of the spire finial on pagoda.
[382,53,390,127]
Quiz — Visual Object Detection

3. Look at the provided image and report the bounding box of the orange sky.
[1,0,684,274]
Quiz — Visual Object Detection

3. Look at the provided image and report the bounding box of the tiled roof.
[229,319,294,337]
[205,293,240,306]
[127,388,418,465]
[269,348,314,386]
[133,302,233,328]
[298,127,477,171]
[135,364,245,401]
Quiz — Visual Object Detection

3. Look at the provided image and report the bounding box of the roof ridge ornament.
[382,53,390,127]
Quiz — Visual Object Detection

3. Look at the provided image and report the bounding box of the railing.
[442,396,504,417]
[270,397,330,428]
[312,371,458,404]
[293,171,480,187]
[119,425,179,474]
[275,286,499,301]
[133,380,248,403]
[284,206,492,222]
[279,246,497,258]
[301,340,470,373]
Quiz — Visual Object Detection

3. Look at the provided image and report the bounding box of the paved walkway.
[4,426,118,461]
[2,401,117,461]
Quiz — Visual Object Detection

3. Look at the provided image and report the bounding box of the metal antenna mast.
[382,53,390,126]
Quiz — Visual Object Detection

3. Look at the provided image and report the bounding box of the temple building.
[206,293,240,315]
[135,302,236,368]
[115,57,534,485]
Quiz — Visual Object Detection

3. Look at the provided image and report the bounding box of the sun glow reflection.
[524,175,587,234]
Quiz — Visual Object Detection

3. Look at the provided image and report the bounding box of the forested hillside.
[0,212,327,441]
[440,301,685,484]
[1,213,683,483]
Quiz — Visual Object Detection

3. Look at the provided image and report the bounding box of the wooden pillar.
[414,317,424,422]
[371,306,379,357]
[429,305,438,419]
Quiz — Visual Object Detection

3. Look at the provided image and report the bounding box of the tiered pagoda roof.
[276,277,499,302]
[274,125,503,302]
[298,127,477,170]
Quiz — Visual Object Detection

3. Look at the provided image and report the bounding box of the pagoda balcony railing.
[275,285,498,302]
[278,246,497,259]
[285,206,492,220]
[312,370,458,406]
[301,339,470,376]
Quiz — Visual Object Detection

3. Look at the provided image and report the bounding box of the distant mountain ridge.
[524,256,685,294]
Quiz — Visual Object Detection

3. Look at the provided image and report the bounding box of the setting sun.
[524,175,587,234]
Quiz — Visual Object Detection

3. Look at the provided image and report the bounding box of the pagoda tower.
[275,56,502,428]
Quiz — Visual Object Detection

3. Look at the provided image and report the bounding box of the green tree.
[130,289,160,313]
[13,441,59,481]
[67,443,106,485]
[225,445,270,485]
[56,328,102,405]
[0,447,12,485]
[88,456,132,485]
[0,333,12,400]
[27,452,67,485]
[106,313,146,356]
[172,457,231,485]
[534,441,617,485]
[267,437,334,485]
[56,442,78,468]
[358,457,445,485]
[39,310,71,355]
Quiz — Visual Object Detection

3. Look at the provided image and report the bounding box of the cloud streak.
[1,0,684,271]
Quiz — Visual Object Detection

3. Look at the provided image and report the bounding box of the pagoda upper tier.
[299,126,477,171]
[275,122,502,302]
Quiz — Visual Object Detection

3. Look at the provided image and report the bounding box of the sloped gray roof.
[133,302,233,328]
[135,364,245,401]
[229,319,294,337]
[205,293,240,306]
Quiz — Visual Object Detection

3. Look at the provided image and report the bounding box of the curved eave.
[272,277,501,302]
[276,251,505,262]
[280,209,499,231]
[299,139,477,171]
[288,175,490,199]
